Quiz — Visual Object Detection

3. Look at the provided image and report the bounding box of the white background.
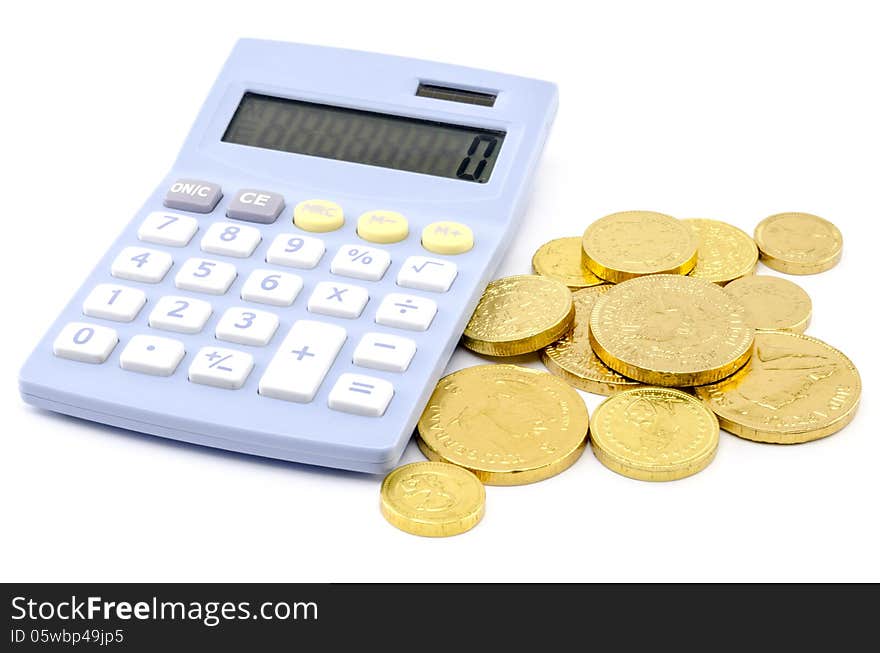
[1,0,878,582]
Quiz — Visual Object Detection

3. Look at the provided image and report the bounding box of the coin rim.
[462,275,575,356]
[694,330,861,444]
[380,461,486,537]
[531,236,607,289]
[753,212,843,275]
[541,287,642,396]
[683,218,759,285]
[416,364,590,485]
[589,387,720,482]
[724,275,813,333]
[588,275,755,386]
[581,211,699,283]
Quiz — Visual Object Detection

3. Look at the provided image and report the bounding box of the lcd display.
[223,93,505,183]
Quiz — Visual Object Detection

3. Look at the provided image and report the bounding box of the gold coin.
[724,275,811,332]
[589,274,754,386]
[684,218,758,285]
[590,387,719,481]
[695,331,861,444]
[581,211,698,283]
[532,237,606,290]
[417,365,589,485]
[462,275,575,356]
[541,286,642,395]
[380,461,485,537]
[753,212,843,274]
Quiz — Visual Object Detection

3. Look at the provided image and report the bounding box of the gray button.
[163,178,222,213]
[226,189,284,224]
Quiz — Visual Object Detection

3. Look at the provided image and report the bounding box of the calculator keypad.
[111,247,173,283]
[308,281,369,319]
[215,307,279,346]
[266,233,325,269]
[149,296,213,334]
[119,335,185,376]
[58,180,479,432]
[188,346,254,389]
[175,258,237,295]
[240,269,303,307]
[53,322,118,363]
[375,293,437,331]
[259,320,346,403]
[138,211,199,247]
[201,222,262,258]
[328,373,394,417]
[330,244,391,281]
[82,284,146,322]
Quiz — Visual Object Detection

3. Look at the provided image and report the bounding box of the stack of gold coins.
[379,208,860,536]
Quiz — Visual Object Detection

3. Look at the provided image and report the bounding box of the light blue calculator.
[19,39,558,473]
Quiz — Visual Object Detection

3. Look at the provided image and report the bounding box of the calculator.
[18,39,558,473]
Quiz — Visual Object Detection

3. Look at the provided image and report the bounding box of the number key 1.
[82,284,146,322]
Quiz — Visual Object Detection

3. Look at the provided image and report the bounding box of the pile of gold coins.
[379,211,862,537]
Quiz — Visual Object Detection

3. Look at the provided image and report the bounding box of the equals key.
[329,373,395,417]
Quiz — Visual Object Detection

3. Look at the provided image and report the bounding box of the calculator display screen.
[222,93,505,183]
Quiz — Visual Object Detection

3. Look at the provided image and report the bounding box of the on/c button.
[421,221,474,254]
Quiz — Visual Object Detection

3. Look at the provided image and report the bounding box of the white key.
[119,334,185,376]
[111,246,173,283]
[266,233,325,269]
[307,281,369,319]
[201,221,261,258]
[328,373,394,417]
[53,322,118,364]
[259,320,346,403]
[352,332,416,372]
[82,284,146,322]
[188,346,254,389]
[330,244,391,281]
[149,295,213,334]
[175,257,237,295]
[396,256,458,293]
[240,269,303,307]
[137,211,198,247]
[375,293,437,331]
[215,307,279,346]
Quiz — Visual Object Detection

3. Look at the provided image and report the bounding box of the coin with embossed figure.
[754,212,843,275]
[417,365,589,485]
[581,211,698,283]
[541,286,641,395]
[684,218,758,285]
[532,237,607,290]
[589,274,754,386]
[695,331,860,444]
[462,275,575,356]
[724,275,812,332]
[380,461,485,537]
[590,387,719,481]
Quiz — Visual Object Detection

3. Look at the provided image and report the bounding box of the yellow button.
[293,199,344,232]
[357,210,409,244]
[422,221,474,254]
